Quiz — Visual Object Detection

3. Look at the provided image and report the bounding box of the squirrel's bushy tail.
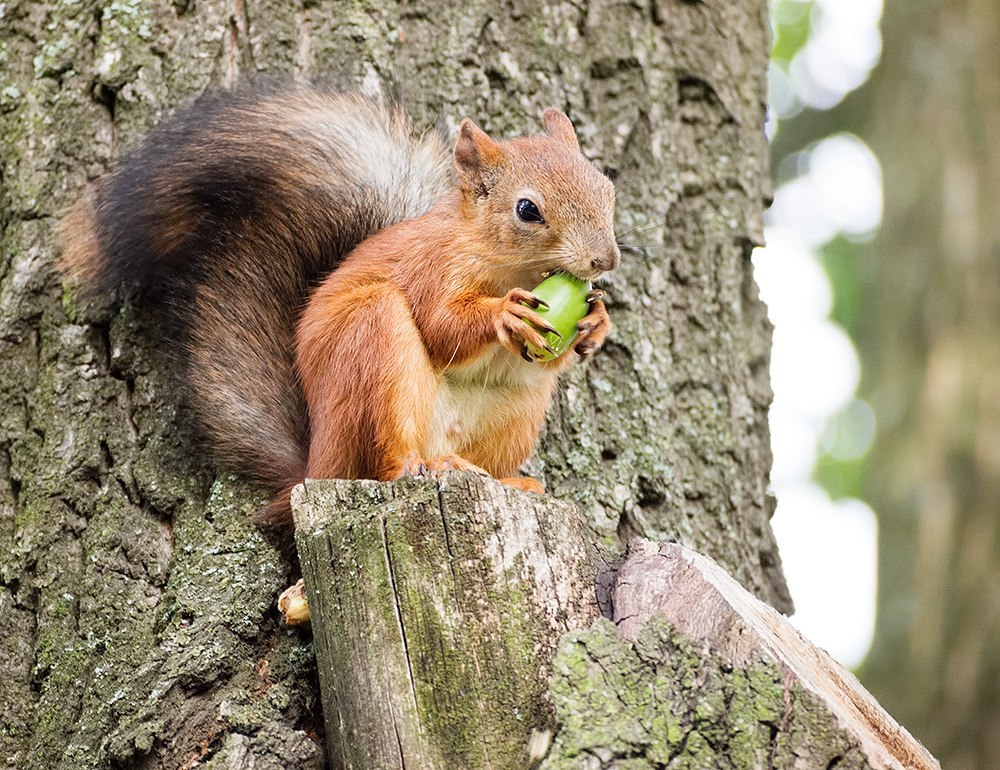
[59,86,453,519]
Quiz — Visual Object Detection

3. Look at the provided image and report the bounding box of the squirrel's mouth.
[555,266,606,282]
[541,263,602,283]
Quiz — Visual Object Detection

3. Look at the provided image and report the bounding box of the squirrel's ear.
[541,108,580,152]
[455,118,504,197]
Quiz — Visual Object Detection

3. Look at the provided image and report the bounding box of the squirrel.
[58,84,619,525]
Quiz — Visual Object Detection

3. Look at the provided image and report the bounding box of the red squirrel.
[59,85,619,524]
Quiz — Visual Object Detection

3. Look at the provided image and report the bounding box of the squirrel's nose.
[591,243,621,273]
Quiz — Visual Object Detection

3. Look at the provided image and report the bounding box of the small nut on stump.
[278,579,310,626]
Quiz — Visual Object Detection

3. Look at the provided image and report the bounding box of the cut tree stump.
[292,474,606,770]
[294,479,941,770]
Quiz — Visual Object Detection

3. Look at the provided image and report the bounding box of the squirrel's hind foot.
[394,451,490,479]
[499,476,545,494]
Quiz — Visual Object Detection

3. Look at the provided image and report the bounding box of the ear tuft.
[454,118,504,196]
[541,108,580,151]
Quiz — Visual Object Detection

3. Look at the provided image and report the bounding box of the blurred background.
[755,0,1000,767]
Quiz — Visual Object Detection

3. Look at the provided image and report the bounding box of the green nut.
[522,272,592,362]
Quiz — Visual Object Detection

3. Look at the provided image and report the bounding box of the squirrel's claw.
[509,288,550,309]
[572,297,611,358]
[395,451,432,479]
[497,291,560,357]
[531,318,560,337]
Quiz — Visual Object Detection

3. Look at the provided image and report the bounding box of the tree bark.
[854,2,1000,768]
[595,541,938,770]
[293,476,606,769]
[296,480,939,769]
[0,0,784,767]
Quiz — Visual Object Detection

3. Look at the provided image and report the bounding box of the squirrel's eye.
[516,198,545,224]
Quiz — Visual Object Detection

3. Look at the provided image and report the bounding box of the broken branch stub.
[610,540,941,770]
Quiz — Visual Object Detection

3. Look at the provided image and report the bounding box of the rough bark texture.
[293,475,606,769]
[854,2,1000,769]
[0,0,783,767]
[294,475,938,769]
[588,541,938,770]
[544,616,912,770]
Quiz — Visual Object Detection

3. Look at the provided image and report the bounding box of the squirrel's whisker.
[616,219,668,239]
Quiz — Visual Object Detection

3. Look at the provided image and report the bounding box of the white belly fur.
[426,344,555,457]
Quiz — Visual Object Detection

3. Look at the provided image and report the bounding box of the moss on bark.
[544,617,877,769]
[294,475,601,768]
[1,0,781,766]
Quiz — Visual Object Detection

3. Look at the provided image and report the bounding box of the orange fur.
[58,87,618,521]
[499,477,546,494]
[56,186,103,286]
[296,117,618,487]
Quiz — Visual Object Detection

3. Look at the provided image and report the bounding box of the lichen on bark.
[1,0,784,766]
[294,475,603,769]
[543,617,875,769]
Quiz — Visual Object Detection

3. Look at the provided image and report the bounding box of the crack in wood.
[379,510,421,744]
[436,483,458,583]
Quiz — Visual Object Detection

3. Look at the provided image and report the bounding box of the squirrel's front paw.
[573,291,611,358]
[494,288,561,361]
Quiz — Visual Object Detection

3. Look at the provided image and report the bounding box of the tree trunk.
[0,0,785,768]
[856,2,1000,768]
